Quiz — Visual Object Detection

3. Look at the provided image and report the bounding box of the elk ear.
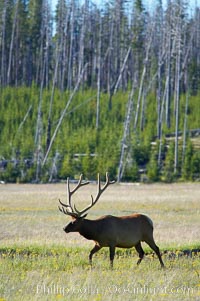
[71,213,87,220]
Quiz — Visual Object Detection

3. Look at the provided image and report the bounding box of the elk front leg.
[89,244,101,265]
[109,246,115,268]
[135,242,145,265]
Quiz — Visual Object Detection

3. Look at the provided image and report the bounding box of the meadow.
[0,182,200,301]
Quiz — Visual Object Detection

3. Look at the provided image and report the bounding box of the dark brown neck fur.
[78,219,99,241]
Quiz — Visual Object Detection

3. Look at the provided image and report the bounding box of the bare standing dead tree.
[34,0,52,181]
[182,90,189,167]
[67,0,75,90]
[46,43,60,152]
[78,0,88,81]
[7,0,19,85]
[134,24,153,130]
[117,81,135,182]
[113,46,132,95]
[96,13,102,129]
[0,0,7,86]
[173,3,183,174]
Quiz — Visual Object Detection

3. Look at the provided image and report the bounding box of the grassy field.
[0,182,200,300]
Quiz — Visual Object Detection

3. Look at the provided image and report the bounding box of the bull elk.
[58,173,164,268]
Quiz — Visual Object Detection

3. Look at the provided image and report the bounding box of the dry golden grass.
[0,182,199,248]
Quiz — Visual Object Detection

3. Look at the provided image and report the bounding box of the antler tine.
[70,174,90,194]
[58,174,90,217]
[102,172,115,192]
[58,204,69,215]
[74,172,115,216]
[58,198,71,209]
[66,177,72,209]
[59,177,73,209]
[58,204,78,218]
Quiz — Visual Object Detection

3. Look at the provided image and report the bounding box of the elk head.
[58,172,115,233]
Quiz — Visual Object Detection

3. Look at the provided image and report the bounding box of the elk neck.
[78,218,99,241]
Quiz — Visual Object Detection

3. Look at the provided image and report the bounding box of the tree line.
[0,0,200,182]
[1,0,200,94]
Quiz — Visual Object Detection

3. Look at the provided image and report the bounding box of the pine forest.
[0,0,200,183]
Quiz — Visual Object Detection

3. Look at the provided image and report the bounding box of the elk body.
[58,173,164,268]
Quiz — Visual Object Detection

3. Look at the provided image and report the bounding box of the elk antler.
[58,174,89,218]
[58,172,115,218]
[73,172,115,216]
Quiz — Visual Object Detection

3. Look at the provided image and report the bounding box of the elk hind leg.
[135,242,145,265]
[89,244,101,265]
[145,238,165,268]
